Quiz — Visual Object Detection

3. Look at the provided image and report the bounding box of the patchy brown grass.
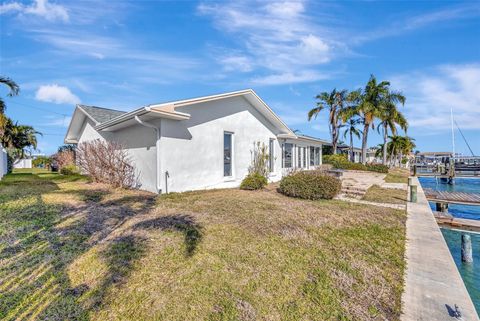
[362,185,408,205]
[385,168,410,184]
[0,169,406,321]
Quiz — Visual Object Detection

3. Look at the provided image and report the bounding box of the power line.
[41,133,65,136]
[7,101,71,117]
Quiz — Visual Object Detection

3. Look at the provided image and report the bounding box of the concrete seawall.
[402,177,479,320]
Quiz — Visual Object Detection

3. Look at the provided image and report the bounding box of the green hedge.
[323,154,388,173]
[240,173,268,190]
[278,171,341,200]
[60,164,79,175]
[365,164,389,173]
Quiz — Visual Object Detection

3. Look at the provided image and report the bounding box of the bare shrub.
[53,150,75,170]
[76,140,136,188]
[248,142,269,177]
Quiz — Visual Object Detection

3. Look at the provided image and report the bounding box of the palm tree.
[1,117,41,158]
[342,117,362,162]
[349,75,393,164]
[308,89,349,154]
[387,135,416,167]
[378,91,407,165]
[0,76,20,136]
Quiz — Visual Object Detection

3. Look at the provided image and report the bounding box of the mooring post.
[461,234,473,263]
[435,202,449,213]
[410,185,417,203]
[413,165,417,177]
[408,177,413,186]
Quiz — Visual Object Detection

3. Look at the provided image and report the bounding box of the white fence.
[13,158,32,169]
[0,144,7,180]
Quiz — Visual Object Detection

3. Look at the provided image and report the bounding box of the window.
[283,143,293,168]
[224,132,232,176]
[269,139,274,172]
[303,147,307,168]
[297,147,302,168]
[310,146,321,166]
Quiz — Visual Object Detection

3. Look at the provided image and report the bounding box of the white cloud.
[0,2,22,13]
[35,84,80,105]
[220,55,253,72]
[44,115,72,127]
[355,3,480,43]
[391,64,480,130]
[198,0,341,85]
[252,71,329,85]
[0,0,69,22]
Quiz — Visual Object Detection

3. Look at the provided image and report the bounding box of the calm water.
[418,177,480,314]
[441,229,480,315]
[419,177,480,220]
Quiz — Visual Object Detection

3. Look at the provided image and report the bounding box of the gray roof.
[79,105,126,124]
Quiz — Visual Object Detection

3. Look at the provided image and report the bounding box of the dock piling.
[461,234,473,263]
[435,202,449,213]
[410,185,417,203]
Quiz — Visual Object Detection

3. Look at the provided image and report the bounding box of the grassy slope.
[385,169,410,184]
[0,170,406,321]
[362,185,407,205]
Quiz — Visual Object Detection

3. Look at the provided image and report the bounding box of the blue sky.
[0,0,479,155]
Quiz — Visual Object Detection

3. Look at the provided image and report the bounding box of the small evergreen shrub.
[60,164,79,175]
[365,164,389,173]
[240,173,268,190]
[278,171,341,200]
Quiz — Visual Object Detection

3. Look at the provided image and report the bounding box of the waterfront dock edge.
[401,177,479,320]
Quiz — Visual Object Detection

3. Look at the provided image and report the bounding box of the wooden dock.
[424,188,480,206]
[433,211,480,232]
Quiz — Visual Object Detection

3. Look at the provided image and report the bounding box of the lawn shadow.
[133,214,203,257]
[0,171,158,320]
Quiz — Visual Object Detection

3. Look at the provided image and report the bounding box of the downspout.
[134,115,162,194]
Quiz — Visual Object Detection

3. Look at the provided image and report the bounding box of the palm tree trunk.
[361,123,369,164]
[349,131,354,162]
[382,123,388,165]
[332,125,337,155]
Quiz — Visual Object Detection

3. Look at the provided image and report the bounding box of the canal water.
[418,177,480,314]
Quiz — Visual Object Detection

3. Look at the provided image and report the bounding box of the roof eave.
[94,106,191,131]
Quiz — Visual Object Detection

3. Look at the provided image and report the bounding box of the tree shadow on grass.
[0,171,158,320]
[133,214,203,257]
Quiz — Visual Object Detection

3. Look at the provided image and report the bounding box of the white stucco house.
[65,89,328,193]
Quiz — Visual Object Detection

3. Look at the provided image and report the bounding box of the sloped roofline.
[65,89,333,143]
[93,89,295,134]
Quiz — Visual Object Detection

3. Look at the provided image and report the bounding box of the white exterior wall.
[73,97,325,194]
[159,96,283,193]
[0,144,7,179]
[13,159,32,169]
[77,119,158,193]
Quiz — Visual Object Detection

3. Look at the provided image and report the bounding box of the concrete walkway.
[401,177,479,321]
[381,182,408,190]
[335,194,406,210]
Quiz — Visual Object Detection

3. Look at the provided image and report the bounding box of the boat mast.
[451,107,455,159]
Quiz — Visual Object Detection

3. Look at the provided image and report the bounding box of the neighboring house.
[336,144,362,163]
[65,89,328,194]
[13,158,32,169]
[0,144,7,179]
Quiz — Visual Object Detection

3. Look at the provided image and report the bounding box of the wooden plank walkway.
[433,211,480,232]
[424,188,480,205]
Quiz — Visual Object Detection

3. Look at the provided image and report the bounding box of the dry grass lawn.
[384,168,410,184]
[362,185,408,205]
[1,169,406,321]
